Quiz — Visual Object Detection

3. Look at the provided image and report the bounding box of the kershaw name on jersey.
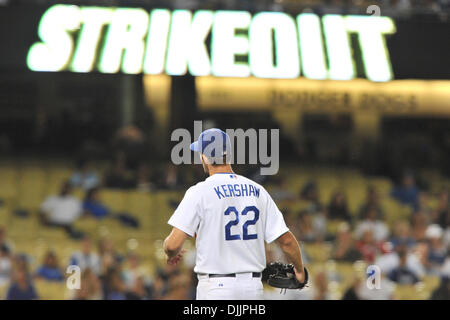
[213,183,260,199]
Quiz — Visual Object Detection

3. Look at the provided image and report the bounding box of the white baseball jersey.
[168,172,289,274]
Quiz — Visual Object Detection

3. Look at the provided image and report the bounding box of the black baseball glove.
[262,262,309,290]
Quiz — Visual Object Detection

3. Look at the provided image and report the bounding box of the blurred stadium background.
[0,0,449,300]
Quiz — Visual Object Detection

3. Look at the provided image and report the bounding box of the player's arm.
[276,231,306,283]
[163,227,188,265]
[264,187,306,283]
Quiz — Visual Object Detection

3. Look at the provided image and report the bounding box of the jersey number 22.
[224,206,259,241]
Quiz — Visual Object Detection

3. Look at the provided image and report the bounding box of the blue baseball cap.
[190,128,232,162]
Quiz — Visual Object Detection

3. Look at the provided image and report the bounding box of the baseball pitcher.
[163,128,307,300]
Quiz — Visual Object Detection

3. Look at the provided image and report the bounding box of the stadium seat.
[0,166,19,200]
[16,168,48,211]
[46,167,73,195]
[0,283,9,299]
[303,243,332,263]
[34,280,67,300]
[73,217,100,235]
[393,283,430,300]
[326,220,343,235]
[36,225,68,240]
[101,190,128,213]
[422,276,440,293]
[382,199,411,226]
[8,214,39,239]
[126,191,153,229]
[0,206,11,226]
[367,178,392,194]
[334,263,357,288]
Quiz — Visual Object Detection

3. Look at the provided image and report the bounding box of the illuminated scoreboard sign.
[27,5,397,82]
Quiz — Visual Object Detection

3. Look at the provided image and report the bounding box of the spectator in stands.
[300,180,320,205]
[35,251,64,282]
[295,211,313,242]
[312,207,328,240]
[69,236,101,275]
[73,268,102,300]
[0,245,12,287]
[430,275,450,300]
[70,159,101,191]
[160,164,184,190]
[83,188,140,228]
[39,181,84,239]
[152,264,180,299]
[411,210,429,241]
[356,229,380,263]
[136,163,154,192]
[390,172,420,208]
[103,266,127,300]
[126,274,151,300]
[270,176,296,202]
[98,237,123,266]
[313,271,330,300]
[430,255,450,300]
[390,221,416,248]
[414,240,431,271]
[112,125,147,171]
[162,273,191,300]
[333,222,362,262]
[387,245,421,284]
[14,254,29,272]
[435,190,449,229]
[83,187,110,219]
[416,192,434,217]
[376,244,425,281]
[123,253,140,284]
[358,186,384,220]
[425,224,447,275]
[0,226,13,253]
[341,277,362,300]
[0,226,13,288]
[444,226,450,247]
[355,206,390,242]
[99,251,116,282]
[122,253,152,297]
[327,191,351,221]
[104,152,136,189]
[297,210,327,243]
[150,271,167,300]
[6,261,38,300]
